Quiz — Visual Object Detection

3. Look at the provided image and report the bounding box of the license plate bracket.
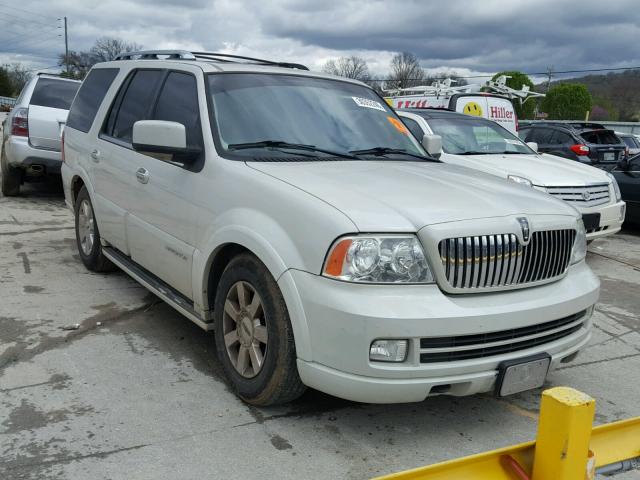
[582,213,601,231]
[495,353,551,397]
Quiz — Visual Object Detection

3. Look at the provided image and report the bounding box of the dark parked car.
[613,155,640,225]
[519,122,626,171]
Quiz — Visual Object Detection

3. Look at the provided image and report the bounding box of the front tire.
[74,186,114,272]
[1,149,21,196]
[213,253,305,406]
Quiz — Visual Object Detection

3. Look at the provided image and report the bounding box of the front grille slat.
[420,310,587,363]
[546,184,610,207]
[438,228,576,291]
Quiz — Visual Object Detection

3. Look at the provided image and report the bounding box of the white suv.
[398,109,626,240]
[1,73,80,195]
[62,51,599,405]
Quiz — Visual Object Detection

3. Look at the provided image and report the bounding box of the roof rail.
[191,52,308,70]
[115,50,196,60]
[113,49,309,70]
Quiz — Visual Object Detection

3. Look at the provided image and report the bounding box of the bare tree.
[90,37,143,62]
[322,56,371,82]
[5,63,32,95]
[386,52,425,90]
[58,37,144,79]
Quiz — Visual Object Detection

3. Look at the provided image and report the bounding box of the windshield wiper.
[228,140,357,159]
[349,147,439,162]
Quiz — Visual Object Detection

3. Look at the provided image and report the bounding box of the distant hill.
[537,70,640,121]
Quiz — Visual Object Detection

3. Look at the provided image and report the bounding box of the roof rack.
[114,50,309,70]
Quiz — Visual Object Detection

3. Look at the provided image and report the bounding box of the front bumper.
[579,200,626,240]
[4,135,62,174]
[284,261,599,403]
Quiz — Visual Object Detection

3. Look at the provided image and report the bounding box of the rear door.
[526,127,556,154]
[580,130,626,168]
[28,77,80,151]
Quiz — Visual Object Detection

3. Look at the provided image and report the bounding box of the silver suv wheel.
[77,199,95,256]
[223,281,268,378]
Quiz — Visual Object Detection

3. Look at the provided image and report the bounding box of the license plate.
[495,354,551,397]
[603,152,615,161]
[582,213,600,230]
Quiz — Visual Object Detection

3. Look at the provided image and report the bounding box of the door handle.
[90,149,100,162]
[136,167,150,184]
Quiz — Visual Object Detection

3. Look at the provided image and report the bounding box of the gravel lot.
[1,176,639,478]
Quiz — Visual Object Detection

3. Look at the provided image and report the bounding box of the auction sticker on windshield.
[352,96,386,111]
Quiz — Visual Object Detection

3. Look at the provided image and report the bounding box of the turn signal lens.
[570,219,587,265]
[370,339,408,362]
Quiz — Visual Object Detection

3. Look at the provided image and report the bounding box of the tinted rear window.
[30,78,80,110]
[67,68,119,133]
[580,130,620,145]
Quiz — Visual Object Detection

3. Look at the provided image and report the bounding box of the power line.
[0,8,59,28]
[0,2,58,21]
[0,30,62,52]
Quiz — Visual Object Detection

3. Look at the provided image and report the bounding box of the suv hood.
[248,161,577,231]
[442,152,611,187]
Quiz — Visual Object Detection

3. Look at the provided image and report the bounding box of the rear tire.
[1,149,21,196]
[213,253,306,406]
[74,186,114,272]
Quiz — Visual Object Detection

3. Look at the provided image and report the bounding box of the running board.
[102,247,213,331]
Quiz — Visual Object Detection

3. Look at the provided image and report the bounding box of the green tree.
[491,71,536,119]
[0,66,13,97]
[541,83,592,120]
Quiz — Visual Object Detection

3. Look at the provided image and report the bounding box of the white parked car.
[398,109,626,241]
[61,50,599,405]
[1,73,81,196]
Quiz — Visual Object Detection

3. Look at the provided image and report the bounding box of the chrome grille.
[438,229,576,290]
[545,184,610,207]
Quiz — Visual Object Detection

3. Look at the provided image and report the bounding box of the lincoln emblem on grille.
[517,217,530,242]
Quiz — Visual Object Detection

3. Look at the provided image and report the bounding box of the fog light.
[369,340,408,362]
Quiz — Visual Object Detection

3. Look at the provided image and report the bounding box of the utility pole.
[64,17,69,75]
[545,65,554,93]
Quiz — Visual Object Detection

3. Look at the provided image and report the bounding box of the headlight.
[323,235,434,283]
[507,175,533,187]
[607,172,621,202]
[570,219,587,265]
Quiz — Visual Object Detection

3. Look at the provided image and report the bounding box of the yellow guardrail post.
[531,387,595,480]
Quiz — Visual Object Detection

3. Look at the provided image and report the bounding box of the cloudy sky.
[1,0,639,83]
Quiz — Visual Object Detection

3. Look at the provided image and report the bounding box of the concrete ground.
[1,182,639,479]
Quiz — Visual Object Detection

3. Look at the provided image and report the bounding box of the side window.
[66,68,119,133]
[530,128,554,144]
[153,72,203,149]
[108,70,164,143]
[518,127,530,141]
[401,117,425,141]
[550,131,572,145]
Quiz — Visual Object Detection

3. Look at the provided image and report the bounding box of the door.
[526,127,555,155]
[101,70,204,298]
[28,77,80,151]
[614,155,640,224]
[94,69,166,255]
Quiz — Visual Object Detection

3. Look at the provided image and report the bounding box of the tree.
[541,83,592,120]
[58,37,143,79]
[0,67,12,97]
[386,52,425,90]
[90,37,143,63]
[322,56,370,82]
[6,63,32,95]
[491,71,536,119]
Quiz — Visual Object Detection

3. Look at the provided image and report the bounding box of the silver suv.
[61,51,599,405]
[1,73,80,196]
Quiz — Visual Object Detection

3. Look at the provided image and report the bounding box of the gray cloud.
[1,0,639,79]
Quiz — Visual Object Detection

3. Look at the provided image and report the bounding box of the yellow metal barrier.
[374,387,640,480]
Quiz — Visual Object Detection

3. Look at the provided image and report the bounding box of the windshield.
[207,73,425,160]
[426,117,535,155]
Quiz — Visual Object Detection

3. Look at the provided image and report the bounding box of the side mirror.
[526,141,538,153]
[132,120,200,163]
[422,134,443,159]
[618,157,630,171]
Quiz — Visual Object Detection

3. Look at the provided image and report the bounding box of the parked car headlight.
[607,172,622,202]
[323,235,434,283]
[507,175,533,187]
[570,219,587,265]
